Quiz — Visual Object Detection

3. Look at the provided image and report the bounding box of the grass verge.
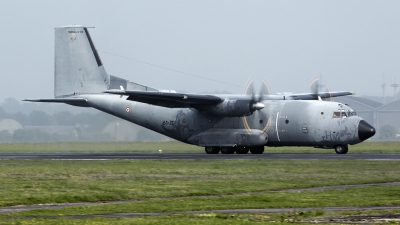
[0,159,399,207]
[0,157,400,224]
[0,141,398,153]
[4,185,400,218]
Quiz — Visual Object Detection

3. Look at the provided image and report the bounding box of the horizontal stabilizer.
[104,90,223,108]
[23,98,88,107]
[23,98,87,103]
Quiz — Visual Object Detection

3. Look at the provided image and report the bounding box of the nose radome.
[358,120,376,141]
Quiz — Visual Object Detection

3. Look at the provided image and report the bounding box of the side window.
[332,112,341,118]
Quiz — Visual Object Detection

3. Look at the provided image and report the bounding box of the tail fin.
[54,25,110,97]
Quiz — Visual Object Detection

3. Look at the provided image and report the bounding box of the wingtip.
[22,99,37,102]
[103,89,125,94]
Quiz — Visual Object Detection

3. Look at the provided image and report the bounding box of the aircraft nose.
[358,120,376,141]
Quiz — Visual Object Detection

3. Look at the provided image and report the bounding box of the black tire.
[205,147,220,154]
[334,145,348,154]
[250,146,264,154]
[235,147,249,154]
[221,147,235,154]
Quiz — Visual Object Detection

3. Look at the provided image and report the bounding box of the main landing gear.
[204,146,264,154]
[334,144,348,154]
[204,147,220,154]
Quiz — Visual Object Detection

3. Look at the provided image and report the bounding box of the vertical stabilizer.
[55,25,110,97]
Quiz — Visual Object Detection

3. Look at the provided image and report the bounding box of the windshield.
[332,109,357,118]
[332,104,358,118]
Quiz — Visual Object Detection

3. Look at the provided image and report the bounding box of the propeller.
[309,75,333,101]
[243,78,272,134]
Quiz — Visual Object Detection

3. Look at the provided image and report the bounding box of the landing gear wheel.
[235,147,249,154]
[221,147,235,154]
[250,146,264,154]
[334,145,348,154]
[205,147,220,154]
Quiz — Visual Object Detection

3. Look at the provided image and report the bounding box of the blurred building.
[0,119,23,134]
[336,96,400,138]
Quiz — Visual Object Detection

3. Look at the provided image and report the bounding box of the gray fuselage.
[82,94,363,148]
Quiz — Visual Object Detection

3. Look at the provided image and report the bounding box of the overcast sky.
[1,0,399,102]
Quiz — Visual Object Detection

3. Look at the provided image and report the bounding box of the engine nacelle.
[194,99,254,117]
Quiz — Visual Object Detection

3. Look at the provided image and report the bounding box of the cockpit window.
[348,110,357,116]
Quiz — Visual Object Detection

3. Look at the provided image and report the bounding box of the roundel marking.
[125,107,131,113]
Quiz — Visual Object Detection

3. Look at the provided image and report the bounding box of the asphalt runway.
[0,153,399,160]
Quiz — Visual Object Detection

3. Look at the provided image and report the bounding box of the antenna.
[391,77,399,101]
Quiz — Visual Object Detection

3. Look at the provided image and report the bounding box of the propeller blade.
[256,79,271,101]
[325,85,333,101]
[261,79,272,95]
[243,78,271,134]
[244,78,255,96]
[309,75,320,94]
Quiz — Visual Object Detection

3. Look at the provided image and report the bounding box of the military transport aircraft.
[25,25,376,154]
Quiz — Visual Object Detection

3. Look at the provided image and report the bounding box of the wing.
[287,91,354,100]
[104,90,223,108]
[104,89,354,108]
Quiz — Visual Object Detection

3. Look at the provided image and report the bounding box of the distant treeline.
[0,129,113,143]
[0,98,168,143]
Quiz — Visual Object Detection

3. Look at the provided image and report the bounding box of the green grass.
[6,185,400,218]
[0,141,399,224]
[0,159,399,207]
[0,141,399,153]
